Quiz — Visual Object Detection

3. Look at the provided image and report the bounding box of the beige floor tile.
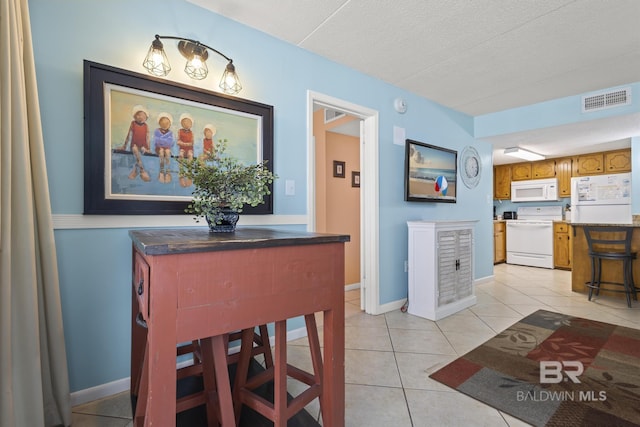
[514,286,567,297]
[436,312,493,334]
[405,389,509,427]
[345,311,387,328]
[345,326,393,351]
[72,391,132,419]
[477,315,522,333]
[531,295,596,308]
[508,303,555,316]
[71,413,132,427]
[344,289,360,302]
[394,352,458,391]
[469,302,522,318]
[344,384,412,427]
[345,349,401,387]
[389,328,456,355]
[473,291,503,304]
[490,293,542,305]
[345,300,363,318]
[385,309,440,331]
[440,329,496,355]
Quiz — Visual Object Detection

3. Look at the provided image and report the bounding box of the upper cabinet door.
[532,159,556,178]
[573,153,604,176]
[555,157,572,197]
[511,163,532,181]
[604,149,631,173]
[493,165,511,199]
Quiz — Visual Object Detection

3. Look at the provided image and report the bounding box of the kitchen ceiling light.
[143,34,242,94]
[504,147,545,161]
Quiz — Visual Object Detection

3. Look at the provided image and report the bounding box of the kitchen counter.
[571,223,640,297]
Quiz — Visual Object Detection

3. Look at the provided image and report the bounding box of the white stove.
[506,206,563,269]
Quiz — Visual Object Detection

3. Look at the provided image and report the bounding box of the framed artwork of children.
[83,61,274,215]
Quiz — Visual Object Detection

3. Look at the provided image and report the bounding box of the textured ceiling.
[187,0,640,164]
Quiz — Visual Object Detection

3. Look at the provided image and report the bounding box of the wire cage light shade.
[220,62,242,95]
[142,38,171,77]
[184,52,208,80]
[143,34,242,94]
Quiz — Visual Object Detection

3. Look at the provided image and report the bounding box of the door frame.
[306,90,381,314]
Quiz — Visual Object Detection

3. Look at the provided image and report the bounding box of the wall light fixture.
[504,147,545,161]
[143,34,242,95]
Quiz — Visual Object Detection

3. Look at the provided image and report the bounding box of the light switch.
[393,126,406,146]
[285,180,295,196]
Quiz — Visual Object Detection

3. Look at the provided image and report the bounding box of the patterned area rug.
[430,310,640,426]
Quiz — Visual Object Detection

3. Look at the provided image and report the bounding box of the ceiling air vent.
[324,108,346,123]
[582,87,631,113]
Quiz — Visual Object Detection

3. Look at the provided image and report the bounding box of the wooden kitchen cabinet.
[573,153,604,176]
[494,221,506,264]
[511,163,532,181]
[494,165,511,199]
[604,149,631,173]
[555,157,573,197]
[531,159,556,178]
[553,222,571,270]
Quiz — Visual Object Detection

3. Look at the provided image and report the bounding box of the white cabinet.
[407,220,477,320]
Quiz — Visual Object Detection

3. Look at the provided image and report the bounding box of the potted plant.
[178,140,276,232]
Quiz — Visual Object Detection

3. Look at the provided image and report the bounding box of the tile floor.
[71,263,640,426]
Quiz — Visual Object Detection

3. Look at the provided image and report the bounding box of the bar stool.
[583,226,638,308]
[232,314,324,427]
[132,323,273,427]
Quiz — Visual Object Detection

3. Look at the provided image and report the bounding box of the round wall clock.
[460,146,481,189]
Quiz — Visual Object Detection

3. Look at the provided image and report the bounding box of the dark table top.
[570,222,640,228]
[129,227,350,255]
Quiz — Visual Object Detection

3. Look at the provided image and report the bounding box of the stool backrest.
[583,226,634,256]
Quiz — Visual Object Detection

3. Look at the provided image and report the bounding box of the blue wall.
[30,0,494,392]
[475,83,640,138]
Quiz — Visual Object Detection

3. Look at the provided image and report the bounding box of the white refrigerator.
[570,172,632,224]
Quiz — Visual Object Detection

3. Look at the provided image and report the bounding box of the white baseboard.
[371,298,406,315]
[69,325,310,407]
[345,282,360,291]
[474,274,495,284]
[70,377,131,407]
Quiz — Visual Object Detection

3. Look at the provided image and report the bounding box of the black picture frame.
[83,60,274,215]
[352,171,360,188]
[333,160,345,178]
[404,139,457,203]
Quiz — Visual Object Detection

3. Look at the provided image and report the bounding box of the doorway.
[306,91,380,314]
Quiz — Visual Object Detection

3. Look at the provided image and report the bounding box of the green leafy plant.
[178,140,276,225]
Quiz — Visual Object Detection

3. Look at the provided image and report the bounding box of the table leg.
[274,320,288,427]
[322,305,345,426]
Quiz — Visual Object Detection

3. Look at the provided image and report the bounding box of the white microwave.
[511,178,559,202]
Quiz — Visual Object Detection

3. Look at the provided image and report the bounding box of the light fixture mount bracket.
[178,40,209,61]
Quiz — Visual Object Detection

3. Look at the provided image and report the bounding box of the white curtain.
[0,0,72,426]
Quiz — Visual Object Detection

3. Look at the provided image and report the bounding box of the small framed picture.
[352,171,360,188]
[333,160,345,178]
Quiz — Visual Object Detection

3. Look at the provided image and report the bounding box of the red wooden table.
[129,228,349,426]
